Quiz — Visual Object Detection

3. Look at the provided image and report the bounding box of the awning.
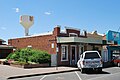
[57,37,102,44]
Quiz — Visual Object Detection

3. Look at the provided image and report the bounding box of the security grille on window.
[61,45,68,61]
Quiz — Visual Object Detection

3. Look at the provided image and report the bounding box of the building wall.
[87,45,93,51]
[8,27,61,54]
[87,32,103,52]
[8,26,86,55]
[87,44,102,51]
[8,35,57,54]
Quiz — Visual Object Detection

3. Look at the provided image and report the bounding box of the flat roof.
[9,31,53,39]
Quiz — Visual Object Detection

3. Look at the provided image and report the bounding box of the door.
[70,45,77,66]
[51,54,57,66]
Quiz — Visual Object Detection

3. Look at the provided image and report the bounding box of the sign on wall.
[106,30,120,41]
[51,43,54,48]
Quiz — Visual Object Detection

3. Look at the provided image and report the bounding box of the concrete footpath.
[0,65,78,79]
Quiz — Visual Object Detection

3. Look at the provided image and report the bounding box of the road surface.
[8,67,120,80]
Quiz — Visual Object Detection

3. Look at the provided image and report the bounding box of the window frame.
[61,45,68,61]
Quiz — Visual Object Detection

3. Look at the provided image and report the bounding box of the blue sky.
[1,0,120,43]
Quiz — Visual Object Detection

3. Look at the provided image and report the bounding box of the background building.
[0,39,13,59]
[103,30,120,62]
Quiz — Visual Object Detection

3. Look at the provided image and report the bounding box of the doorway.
[79,45,84,59]
[70,45,77,66]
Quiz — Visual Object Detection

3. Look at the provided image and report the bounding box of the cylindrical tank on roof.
[20,15,34,36]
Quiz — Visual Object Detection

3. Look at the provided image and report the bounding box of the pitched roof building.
[0,39,13,59]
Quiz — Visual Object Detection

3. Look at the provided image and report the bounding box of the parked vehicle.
[112,56,120,67]
[77,51,103,73]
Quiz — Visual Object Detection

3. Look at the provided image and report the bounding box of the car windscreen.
[84,52,100,59]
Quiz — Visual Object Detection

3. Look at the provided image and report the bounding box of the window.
[114,41,118,45]
[102,40,107,44]
[61,45,68,61]
[80,30,86,36]
[69,33,78,37]
[84,52,100,59]
[29,16,33,21]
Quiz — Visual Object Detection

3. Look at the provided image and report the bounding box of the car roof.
[84,51,99,53]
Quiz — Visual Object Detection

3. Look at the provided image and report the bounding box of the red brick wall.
[8,35,57,54]
[8,27,62,54]
[53,26,60,36]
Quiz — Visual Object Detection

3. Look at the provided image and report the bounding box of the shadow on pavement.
[85,71,110,74]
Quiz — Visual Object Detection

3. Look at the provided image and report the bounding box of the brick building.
[8,26,103,66]
[0,39,13,59]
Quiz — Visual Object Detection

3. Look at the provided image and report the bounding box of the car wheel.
[117,63,120,67]
[81,68,85,73]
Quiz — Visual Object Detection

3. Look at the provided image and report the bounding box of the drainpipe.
[56,37,58,70]
[56,45,58,70]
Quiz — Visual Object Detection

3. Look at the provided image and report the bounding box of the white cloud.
[44,12,51,15]
[1,27,6,30]
[12,8,20,13]
[16,8,19,13]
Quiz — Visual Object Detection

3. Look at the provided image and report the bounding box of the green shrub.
[6,48,51,64]
[29,50,51,64]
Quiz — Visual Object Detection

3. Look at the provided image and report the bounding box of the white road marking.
[40,75,47,80]
[56,76,64,80]
[39,72,78,80]
[75,71,82,80]
[87,71,120,80]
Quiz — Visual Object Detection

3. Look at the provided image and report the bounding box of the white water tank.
[20,15,34,36]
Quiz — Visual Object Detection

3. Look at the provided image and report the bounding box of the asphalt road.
[8,67,120,80]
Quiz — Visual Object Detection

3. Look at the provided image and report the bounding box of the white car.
[77,51,102,73]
